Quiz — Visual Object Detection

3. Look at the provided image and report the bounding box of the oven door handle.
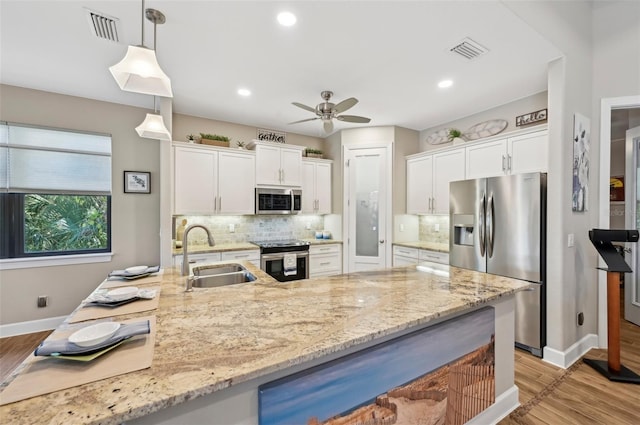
[261,252,309,260]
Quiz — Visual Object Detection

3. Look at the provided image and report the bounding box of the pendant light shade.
[109,46,173,97]
[109,1,172,97]
[136,113,171,141]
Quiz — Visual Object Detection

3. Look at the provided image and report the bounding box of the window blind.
[0,123,112,195]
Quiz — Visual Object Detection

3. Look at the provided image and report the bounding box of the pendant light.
[109,1,173,97]
[136,96,171,141]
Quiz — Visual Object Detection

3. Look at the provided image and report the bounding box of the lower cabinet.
[393,245,449,267]
[173,252,222,272]
[309,244,342,278]
[221,249,260,268]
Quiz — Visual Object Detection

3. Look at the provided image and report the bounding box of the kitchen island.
[0,263,530,424]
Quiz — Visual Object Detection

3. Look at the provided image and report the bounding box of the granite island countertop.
[0,262,531,424]
[394,241,449,253]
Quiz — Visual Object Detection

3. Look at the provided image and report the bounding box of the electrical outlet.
[399,224,405,232]
[577,312,584,326]
[306,222,311,230]
[37,295,48,308]
[228,224,235,233]
[434,223,440,232]
[568,233,575,247]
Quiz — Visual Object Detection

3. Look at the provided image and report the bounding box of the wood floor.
[1,319,638,423]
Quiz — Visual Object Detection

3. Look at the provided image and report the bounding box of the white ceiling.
[0,1,562,137]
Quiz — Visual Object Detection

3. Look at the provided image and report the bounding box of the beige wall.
[172,113,324,150]
[419,91,548,152]
[0,84,161,325]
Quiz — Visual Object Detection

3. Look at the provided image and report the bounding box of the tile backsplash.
[419,215,450,244]
[174,215,326,245]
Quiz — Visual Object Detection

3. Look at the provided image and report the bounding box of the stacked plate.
[108,265,160,280]
[88,286,140,307]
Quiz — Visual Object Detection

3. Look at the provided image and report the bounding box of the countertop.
[393,241,450,253]
[0,262,530,424]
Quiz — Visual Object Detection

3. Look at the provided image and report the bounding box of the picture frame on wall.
[124,171,151,194]
[572,113,591,212]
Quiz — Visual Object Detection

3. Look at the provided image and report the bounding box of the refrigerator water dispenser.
[453,214,475,246]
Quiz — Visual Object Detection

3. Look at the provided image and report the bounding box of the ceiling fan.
[289,90,371,133]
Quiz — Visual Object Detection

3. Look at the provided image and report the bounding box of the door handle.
[487,194,495,258]
[479,193,486,257]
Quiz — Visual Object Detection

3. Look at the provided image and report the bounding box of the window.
[0,122,112,259]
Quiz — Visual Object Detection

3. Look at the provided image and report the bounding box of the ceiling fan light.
[438,79,453,89]
[109,45,173,97]
[135,113,171,141]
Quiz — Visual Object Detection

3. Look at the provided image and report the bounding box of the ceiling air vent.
[85,8,120,43]
[449,37,489,60]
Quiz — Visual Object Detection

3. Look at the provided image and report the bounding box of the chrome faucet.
[182,224,215,290]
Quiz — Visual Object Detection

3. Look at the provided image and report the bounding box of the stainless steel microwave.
[255,188,302,215]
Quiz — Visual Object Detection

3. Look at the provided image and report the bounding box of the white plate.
[125,265,148,274]
[69,322,121,347]
[107,286,139,301]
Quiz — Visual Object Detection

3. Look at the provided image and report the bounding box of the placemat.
[68,287,160,323]
[101,270,164,289]
[0,316,156,406]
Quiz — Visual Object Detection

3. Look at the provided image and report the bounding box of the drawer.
[393,255,419,267]
[173,252,222,271]
[310,253,341,274]
[310,244,341,255]
[419,250,449,265]
[221,249,260,262]
[392,245,419,259]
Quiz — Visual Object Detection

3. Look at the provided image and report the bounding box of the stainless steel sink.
[189,263,256,289]
[193,264,246,277]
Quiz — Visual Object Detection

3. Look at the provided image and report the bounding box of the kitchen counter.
[394,240,449,252]
[302,238,342,245]
[0,262,529,424]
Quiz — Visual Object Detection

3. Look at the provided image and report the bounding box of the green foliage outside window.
[24,194,108,253]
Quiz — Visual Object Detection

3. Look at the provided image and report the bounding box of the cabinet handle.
[234,254,249,258]
[428,197,432,212]
[320,262,330,266]
[281,169,285,183]
[508,155,512,172]
[432,197,435,213]
[502,155,506,172]
[218,196,222,212]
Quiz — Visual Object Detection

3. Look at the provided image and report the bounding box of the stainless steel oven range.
[252,239,309,282]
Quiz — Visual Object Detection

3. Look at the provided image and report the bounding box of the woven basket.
[200,139,230,147]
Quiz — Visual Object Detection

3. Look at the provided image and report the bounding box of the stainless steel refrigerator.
[449,172,546,357]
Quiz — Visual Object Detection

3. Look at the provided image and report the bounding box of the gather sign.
[257,128,286,143]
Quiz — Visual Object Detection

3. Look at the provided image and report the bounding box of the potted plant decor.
[305,148,324,158]
[199,133,230,147]
[448,128,465,145]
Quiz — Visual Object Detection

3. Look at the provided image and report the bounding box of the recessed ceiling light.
[277,11,297,27]
[438,79,453,88]
[237,88,251,97]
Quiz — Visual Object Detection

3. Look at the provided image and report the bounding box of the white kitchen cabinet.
[251,140,304,187]
[173,252,222,273]
[393,245,419,266]
[393,245,449,267]
[465,129,547,179]
[221,249,260,268]
[301,159,332,214]
[309,243,342,278]
[174,145,255,215]
[406,148,464,215]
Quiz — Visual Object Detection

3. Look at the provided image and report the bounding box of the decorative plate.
[463,119,508,141]
[425,129,451,145]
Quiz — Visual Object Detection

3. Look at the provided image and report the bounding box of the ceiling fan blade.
[323,120,334,133]
[333,97,358,114]
[292,102,316,113]
[288,117,319,125]
[336,115,371,123]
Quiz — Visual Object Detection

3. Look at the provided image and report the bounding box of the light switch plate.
[568,233,574,247]
[228,224,235,233]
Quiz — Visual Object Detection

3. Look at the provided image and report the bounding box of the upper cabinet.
[407,148,465,214]
[174,144,255,215]
[249,140,304,187]
[407,125,547,215]
[465,129,548,179]
[301,158,332,214]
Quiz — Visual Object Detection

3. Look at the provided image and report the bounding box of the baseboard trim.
[543,333,599,369]
[0,316,66,338]
[467,385,519,425]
